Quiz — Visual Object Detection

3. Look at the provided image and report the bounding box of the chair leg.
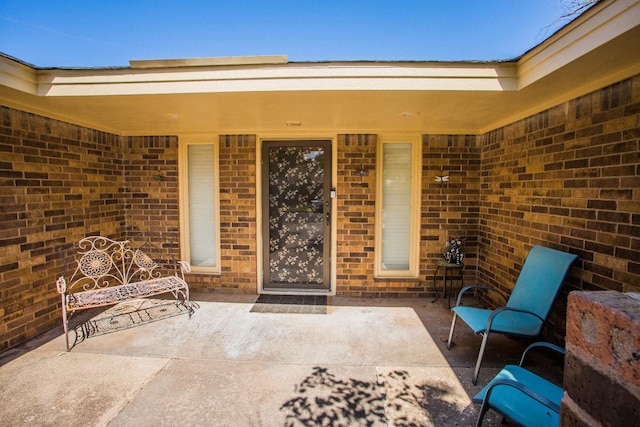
[475,399,490,427]
[447,312,457,350]
[473,332,490,385]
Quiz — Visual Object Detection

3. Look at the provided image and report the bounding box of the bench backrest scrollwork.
[58,236,163,294]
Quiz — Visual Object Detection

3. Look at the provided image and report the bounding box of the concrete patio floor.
[0,293,563,426]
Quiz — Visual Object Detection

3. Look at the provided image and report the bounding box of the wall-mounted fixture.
[400,111,419,118]
[435,171,449,185]
[358,165,368,176]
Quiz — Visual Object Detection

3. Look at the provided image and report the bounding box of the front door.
[262,140,332,291]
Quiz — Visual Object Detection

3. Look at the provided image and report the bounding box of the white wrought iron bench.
[56,235,193,351]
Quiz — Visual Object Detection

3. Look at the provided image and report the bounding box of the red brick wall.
[216,135,257,292]
[335,134,378,295]
[122,135,180,236]
[334,134,481,297]
[478,75,640,338]
[421,134,481,290]
[0,106,125,351]
[121,134,260,293]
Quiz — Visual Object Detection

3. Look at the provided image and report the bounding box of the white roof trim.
[35,63,518,96]
[518,0,640,88]
[0,55,37,95]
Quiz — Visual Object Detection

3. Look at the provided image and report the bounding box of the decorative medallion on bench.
[56,234,194,351]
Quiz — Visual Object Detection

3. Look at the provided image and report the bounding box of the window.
[179,138,221,273]
[375,136,421,278]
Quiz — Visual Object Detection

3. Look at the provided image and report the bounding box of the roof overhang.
[1,0,639,136]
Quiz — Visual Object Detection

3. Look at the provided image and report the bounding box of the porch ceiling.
[1,0,639,136]
[0,85,519,135]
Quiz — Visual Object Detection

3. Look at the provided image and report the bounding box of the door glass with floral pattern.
[262,141,331,290]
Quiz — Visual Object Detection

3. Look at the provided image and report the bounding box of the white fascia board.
[38,76,516,96]
[0,56,38,95]
[36,63,518,96]
[517,0,640,89]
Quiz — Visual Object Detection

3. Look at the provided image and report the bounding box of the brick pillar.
[562,291,640,426]
[335,134,377,296]
[218,134,257,292]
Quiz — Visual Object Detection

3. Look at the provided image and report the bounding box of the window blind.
[381,143,412,270]
[187,144,217,267]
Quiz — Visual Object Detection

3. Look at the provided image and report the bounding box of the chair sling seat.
[473,365,562,427]
[451,306,542,336]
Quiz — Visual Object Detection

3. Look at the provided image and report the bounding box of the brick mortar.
[566,341,640,400]
[560,394,604,427]
[563,349,640,425]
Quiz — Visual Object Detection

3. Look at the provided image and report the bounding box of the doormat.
[251,295,328,314]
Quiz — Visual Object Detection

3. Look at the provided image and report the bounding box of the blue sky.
[0,1,577,68]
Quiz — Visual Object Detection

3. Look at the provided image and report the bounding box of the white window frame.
[178,136,221,274]
[374,135,422,279]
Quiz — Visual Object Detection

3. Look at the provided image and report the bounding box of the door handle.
[325,200,331,225]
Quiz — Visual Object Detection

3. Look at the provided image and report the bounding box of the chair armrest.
[520,342,565,368]
[485,306,545,332]
[453,285,509,308]
[481,378,561,414]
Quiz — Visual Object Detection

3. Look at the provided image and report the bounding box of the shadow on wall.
[280,366,490,426]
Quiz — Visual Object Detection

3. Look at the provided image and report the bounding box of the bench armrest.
[56,276,67,294]
[177,260,191,276]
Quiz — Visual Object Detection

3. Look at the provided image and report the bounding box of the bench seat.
[66,276,188,310]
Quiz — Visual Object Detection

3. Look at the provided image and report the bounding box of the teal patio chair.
[473,342,565,427]
[447,245,577,384]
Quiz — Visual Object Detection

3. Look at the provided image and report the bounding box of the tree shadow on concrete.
[280,366,386,426]
[280,366,490,427]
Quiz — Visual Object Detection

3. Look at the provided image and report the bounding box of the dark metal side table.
[431,260,464,308]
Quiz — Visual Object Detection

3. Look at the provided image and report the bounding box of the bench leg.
[61,295,70,352]
[186,287,193,318]
[174,285,193,318]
